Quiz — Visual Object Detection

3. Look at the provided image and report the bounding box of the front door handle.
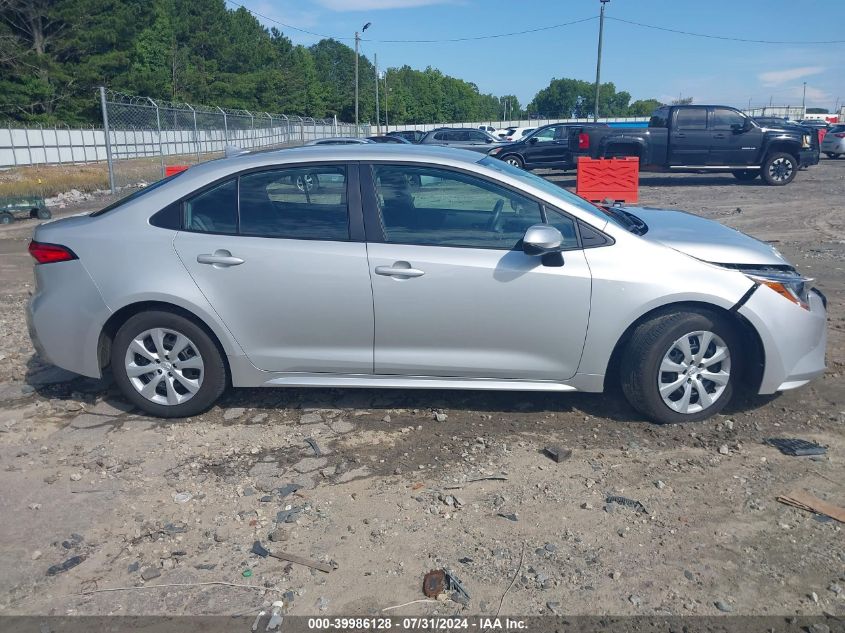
[197,250,244,267]
[712,133,727,139]
[375,262,425,278]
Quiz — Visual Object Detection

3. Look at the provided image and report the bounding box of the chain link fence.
[99,88,369,192]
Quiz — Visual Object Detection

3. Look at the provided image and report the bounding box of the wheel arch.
[500,152,525,165]
[98,300,233,381]
[602,300,764,394]
[764,141,800,162]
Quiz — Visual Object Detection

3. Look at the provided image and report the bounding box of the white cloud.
[758,66,825,87]
[316,0,453,10]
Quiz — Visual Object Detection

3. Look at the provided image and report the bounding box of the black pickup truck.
[573,105,819,185]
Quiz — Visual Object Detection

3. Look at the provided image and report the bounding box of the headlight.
[488,147,503,155]
[746,271,813,310]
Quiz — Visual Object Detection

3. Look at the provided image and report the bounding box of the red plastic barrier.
[165,165,189,177]
[576,157,639,204]
[818,129,827,145]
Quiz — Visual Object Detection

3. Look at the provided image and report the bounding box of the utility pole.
[384,73,389,128]
[593,0,610,122]
[355,22,371,130]
[802,81,807,117]
[375,53,380,135]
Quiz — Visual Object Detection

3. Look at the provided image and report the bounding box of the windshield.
[479,156,634,231]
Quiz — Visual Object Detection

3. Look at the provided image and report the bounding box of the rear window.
[829,125,845,133]
[90,171,184,217]
[649,107,670,128]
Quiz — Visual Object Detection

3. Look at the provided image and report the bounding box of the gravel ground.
[0,161,843,619]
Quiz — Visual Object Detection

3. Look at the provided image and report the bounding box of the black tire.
[826,152,842,160]
[111,310,227,418]
[0,212,13,225]
[761,152,798,186]
[501,154,524,169]
[620,310,741,424]
[605,145,639,160]
[36,207,52,220]
[732,170,758,181]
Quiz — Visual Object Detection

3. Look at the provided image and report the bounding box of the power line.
[606,16,845,45]
[225,2,596,43]
[365,16,598,43]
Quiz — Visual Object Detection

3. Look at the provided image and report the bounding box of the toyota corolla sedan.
[27,145,827,423]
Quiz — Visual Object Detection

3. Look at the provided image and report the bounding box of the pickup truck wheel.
[502,155,524,169]
[762,152,797,185]
[732,170,758,181]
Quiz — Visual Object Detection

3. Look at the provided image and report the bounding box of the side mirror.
[522,224,564,256]
[730,123,744,134]
[528,136,539,145]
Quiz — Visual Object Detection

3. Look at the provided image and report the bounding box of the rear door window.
[238,166,349,241]
[185,179,238,233]
[674,108,708,130]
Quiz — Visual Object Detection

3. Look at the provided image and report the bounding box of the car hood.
[625,207,789,266]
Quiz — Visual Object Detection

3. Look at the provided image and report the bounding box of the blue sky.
[239,0,844,111]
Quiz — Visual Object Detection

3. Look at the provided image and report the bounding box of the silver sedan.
[27,145,827,423]
[821,124,845,158]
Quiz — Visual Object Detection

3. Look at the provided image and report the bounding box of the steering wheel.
[487,199,504,232]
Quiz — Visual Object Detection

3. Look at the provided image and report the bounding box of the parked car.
[390,130,426,143]
[479,125,497,134]
[419,127,508,153]
[798,119,830,130]
[304,137,373,145]
[27,145,826,424]
[574,105,819,185]
[500,127,536,141]
[366,135,412,144]
[820,124,845,158]
[488,123,609,171]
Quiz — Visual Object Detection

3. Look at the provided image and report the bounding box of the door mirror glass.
[522,224,564,255]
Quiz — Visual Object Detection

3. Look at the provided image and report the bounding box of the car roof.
[184,144,486,178]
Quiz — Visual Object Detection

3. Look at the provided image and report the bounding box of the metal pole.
[375,53,380,135]
[8,123,17,167]
[802,81,807,117]
[148,97,165,178]
[354,31,360,128]
[216,106,228,146]
[593,0,609,122]
[384,73,389,129]
[99,86,116,193]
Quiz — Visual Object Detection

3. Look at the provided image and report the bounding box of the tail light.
[578,133,590,149]
[834,133,845,138]
[28,241,77,264]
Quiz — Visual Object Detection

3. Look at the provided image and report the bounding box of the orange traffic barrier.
[165,165,189,177]
[576,156,639,204]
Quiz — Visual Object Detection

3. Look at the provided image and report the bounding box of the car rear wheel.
[502,155,524,169]
[825,152,841,159]
[620,310,739,424]
[732,170,758,181]
[761,152,797,185]
[112,310,226,418]
[0,212,13,225]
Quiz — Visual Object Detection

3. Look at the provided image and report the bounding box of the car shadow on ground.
[24,354,783,427]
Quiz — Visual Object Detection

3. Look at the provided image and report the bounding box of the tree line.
[0,0,664,125]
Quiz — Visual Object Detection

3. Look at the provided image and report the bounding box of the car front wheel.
[761,152,798,185]
[621,310,739,424]
[502,155,524,169]
[111,310,227,418]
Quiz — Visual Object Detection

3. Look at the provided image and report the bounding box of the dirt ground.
[0,160,843,621]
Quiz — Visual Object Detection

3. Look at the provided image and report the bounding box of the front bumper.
[799,148,820,167]
[738,285,827,394]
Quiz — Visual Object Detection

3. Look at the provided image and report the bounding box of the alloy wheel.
[124,327,204,406]
[767,157,794,182]
[657,330,731,415]
[295,174,315,192]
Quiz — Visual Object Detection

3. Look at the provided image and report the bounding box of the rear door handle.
[712,134,727,139]
[375,262,425,278]
[197,250,244,267]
